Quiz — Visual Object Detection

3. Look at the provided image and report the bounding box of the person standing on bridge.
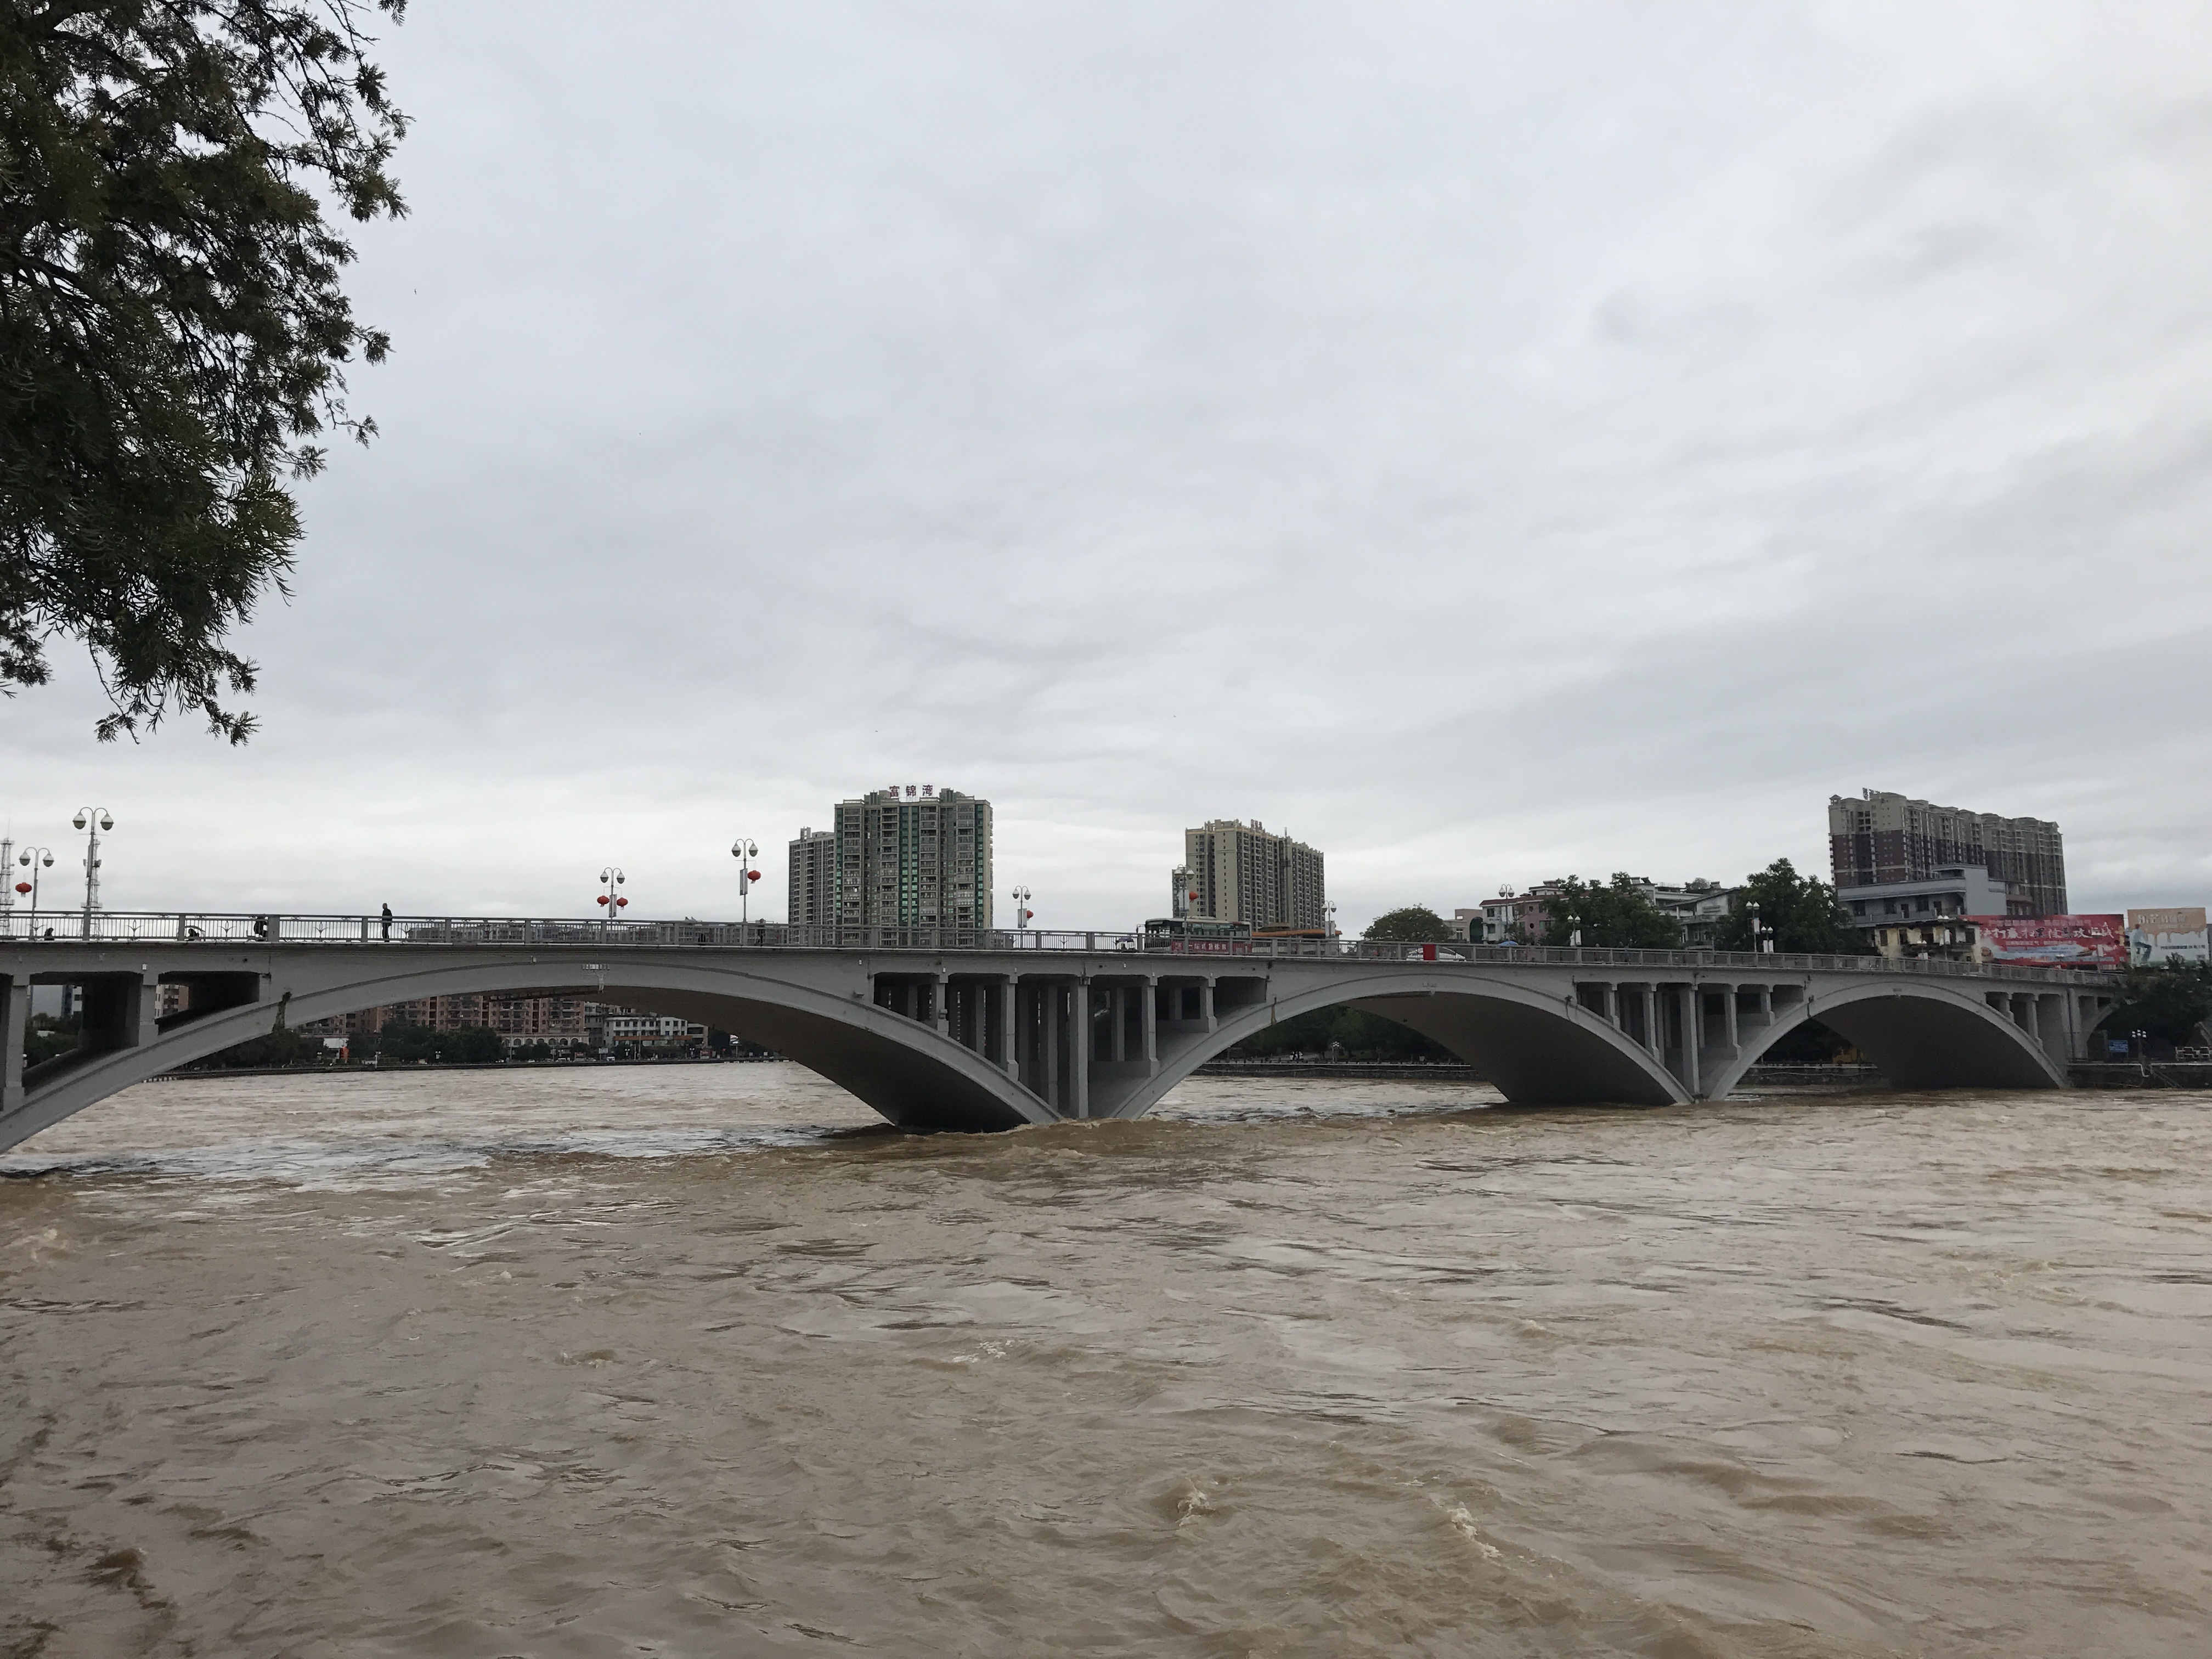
[380,903,393,943]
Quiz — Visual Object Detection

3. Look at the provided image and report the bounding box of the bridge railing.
[0,910,2112,986]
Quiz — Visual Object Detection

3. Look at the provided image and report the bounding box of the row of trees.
[1355,859,1866,955]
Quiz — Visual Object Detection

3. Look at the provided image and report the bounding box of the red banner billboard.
[1971,915,2125,969]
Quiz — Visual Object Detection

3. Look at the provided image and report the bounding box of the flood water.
[2,1065,2207,1657]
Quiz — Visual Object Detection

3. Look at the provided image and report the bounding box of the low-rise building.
[1454,879,1733,945]
[589,1008,708,1054]
[1454,886,1561,944]
[1838,864,2012,936]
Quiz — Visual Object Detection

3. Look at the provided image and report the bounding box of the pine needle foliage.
[1,0,407,741]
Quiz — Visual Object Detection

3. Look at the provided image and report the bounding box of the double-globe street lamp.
[15,846,55,938]
[73,808,112,938]
[1012,885,1033,933]
[597,866,627,928]
[731,838,760,926]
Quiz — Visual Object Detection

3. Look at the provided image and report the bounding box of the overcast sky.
[10,2,2212,929]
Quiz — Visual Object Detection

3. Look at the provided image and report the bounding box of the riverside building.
[794,785,993,931]
[1181,820,1326,931]
[1829,788,2067,936]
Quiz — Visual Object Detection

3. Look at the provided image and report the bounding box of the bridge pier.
[1684,983,1701,1094]
[1142,974,1159,1074]
[2,973,26,1118]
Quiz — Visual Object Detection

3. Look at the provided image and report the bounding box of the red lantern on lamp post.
[598,866,625,930]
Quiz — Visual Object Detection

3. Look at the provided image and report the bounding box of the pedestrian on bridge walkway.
[380,904,393,942]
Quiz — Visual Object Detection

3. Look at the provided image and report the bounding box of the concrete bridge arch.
[1,935,2096,1152]
[1095,969,1691,1119]
[1696,976,2069,1098]
[1,953,1053,1152]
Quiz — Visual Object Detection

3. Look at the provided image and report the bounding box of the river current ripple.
[2,1065,2207,1657]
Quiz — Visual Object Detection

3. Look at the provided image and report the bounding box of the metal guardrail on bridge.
[0,911,2109,986]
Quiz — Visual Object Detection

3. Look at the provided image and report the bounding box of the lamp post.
[1566,912,1583,949]
[1012,885,1032,934]
[1746,901,1772,955]
[16,846,55,939]
[597,866,627,929]
[72,808,112,939]
[730,838,759,925]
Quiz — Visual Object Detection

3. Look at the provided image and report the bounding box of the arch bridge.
[0,913,2115,1149]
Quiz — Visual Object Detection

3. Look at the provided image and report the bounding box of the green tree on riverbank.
[1363,906,1452,943]
[2102,960,2212,1045]
[1711,859,1866,955]
[1537,875,1684,949]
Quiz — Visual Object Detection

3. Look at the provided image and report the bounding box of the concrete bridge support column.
[1199,977,1216,1035]
[1601,983,1620,1027]
[934,973,951,1038]
[1683,984,1702,1096]
[1142,975,1159,1076]
[1109,986,1127,1063]
[1071,980,1092,1119]
[998,978,1020,1081]
[1722,984,1738,1053]
[1,974,26,1118]
[1043,983,1061,1111]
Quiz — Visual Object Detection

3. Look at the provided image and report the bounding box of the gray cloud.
[9,2,2210,929]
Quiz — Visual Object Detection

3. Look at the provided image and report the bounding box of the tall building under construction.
[1180,819,1327,930]
[1828,788,2067,919]
[789,785,992,930]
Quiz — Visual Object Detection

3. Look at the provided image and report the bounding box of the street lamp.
[72,808,112,938]
[1746,901,1773,955]
[1566,912,1582,949]
[1012,885,1033,933]
[15,846,55,939]
[730,837,759,925]
[597,866,627,929]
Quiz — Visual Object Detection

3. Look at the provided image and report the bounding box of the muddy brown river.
[2,1066,2207,1657]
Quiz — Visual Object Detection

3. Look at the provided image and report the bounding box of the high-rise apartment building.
[1829,788,2067,923]
[821,784,993,930]
[787,827,837,926]
[1181,820,1326,930]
